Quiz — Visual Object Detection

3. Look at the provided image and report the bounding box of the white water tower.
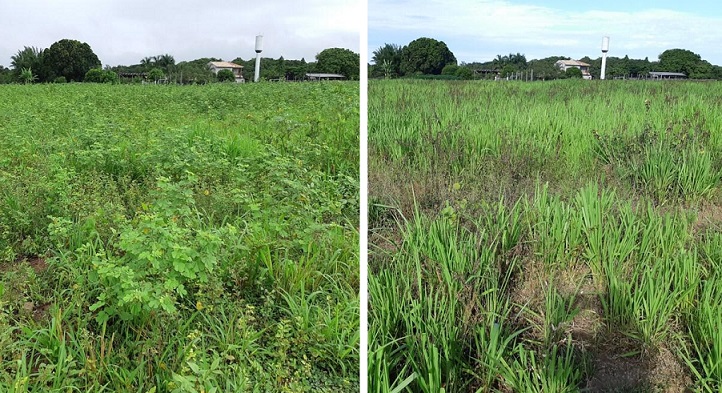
[600,36,610,80]
[254,35,263,82]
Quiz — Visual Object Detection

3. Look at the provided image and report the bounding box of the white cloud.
[0,0,360,67]
[369,0,722,64]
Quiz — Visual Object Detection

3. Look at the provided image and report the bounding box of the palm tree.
[11,47,43,80]
[372,44,401,77]
[20,67,37,84]
[380,60,392,79]
[155,54,175,73]
[511,53,527,68]
[140,56,155,71]
[492,54,505,70]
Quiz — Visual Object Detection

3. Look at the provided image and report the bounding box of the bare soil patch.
[691,202,722,234]
[511,259,692,392]
[26,256,48,274]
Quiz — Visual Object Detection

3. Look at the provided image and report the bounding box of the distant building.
[473,69,500,79]
[117,72,147,81]
[555,59,592,80]
[305,73,345,81]
[649,71,686,80]
[208,61,245,83]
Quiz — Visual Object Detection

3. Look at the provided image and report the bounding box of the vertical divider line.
[359,0,370,390]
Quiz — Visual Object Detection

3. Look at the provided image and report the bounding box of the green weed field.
[369,80,722,392]
[0,82,359,392]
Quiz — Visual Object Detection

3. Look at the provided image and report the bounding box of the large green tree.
[41,39,101,82]
[658,49,713,78]
[315,48,360,79]
[400,37,456,75]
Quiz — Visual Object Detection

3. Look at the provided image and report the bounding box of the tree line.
[370,37,722,80]
[0,39,360,84]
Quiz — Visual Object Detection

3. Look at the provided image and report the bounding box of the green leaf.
[187,361,200,374]
[95,310,109,325]
[164,278,180,291]
[160,295,177,313]
[177,285,187,297]
[89,300,105,311]
[120,311,133,321]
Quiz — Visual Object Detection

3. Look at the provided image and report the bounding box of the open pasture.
[369,79,722,392]
[0,82,359,392]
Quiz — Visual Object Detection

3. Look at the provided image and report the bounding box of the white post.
[254,55,261,82]
[254,35,263,83]
[600,36,610,80]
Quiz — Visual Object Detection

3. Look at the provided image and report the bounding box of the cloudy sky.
[369,0,722,65]
[0,0,360,68]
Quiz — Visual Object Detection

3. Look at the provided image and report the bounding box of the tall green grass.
[370,80,722,205]
[370,79,722,391]
[370,187,717,390]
